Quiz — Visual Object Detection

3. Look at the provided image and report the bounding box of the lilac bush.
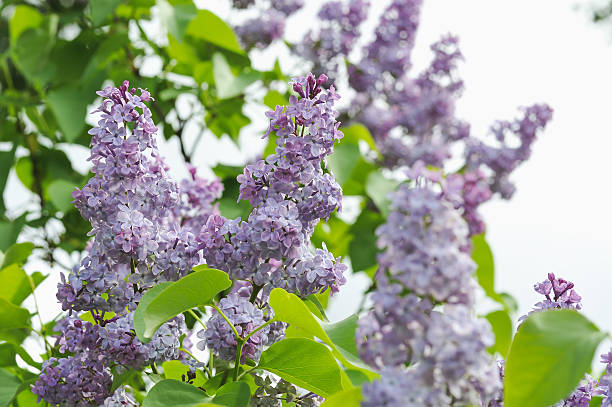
[18,1,593,407]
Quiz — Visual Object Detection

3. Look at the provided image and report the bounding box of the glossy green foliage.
[134,266,231,341]
[505,310,607,407]
[258,338,346,397]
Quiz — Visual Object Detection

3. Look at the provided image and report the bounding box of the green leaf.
[327,142,360,187]
[13,345,42,369]
[344,369,370,386]
[348,211,383,272]
[0,242,34,269]
[186,10,244,55]
[258,338,345,397]
[9,5,43,45]
[0,344,16,367]
[12,26,55,85]
[133,282,172,342]
[143,379,210,407]
[211,382,250,407]
[90,0,123,26]
[365,170,399,217]
[158,0,197,42]
[341,124,377,152]
[0,146,16,216]
[47,179,76,212]
[320,387,362,407]
[0,214,27,252]
[0,298,30,345]
[46,85,89,142]
[263,90,288,109]
[504,310,607,407]
[500,292,519,314]
[212,53,259,100]
[163,360,206,387]
[0,367,21,407]
[485,310,512,357]
[590,396,603,407]
[0,265,42,306]
[206,99,250,143]
[135,267,231,341]
[472,234,504,304]
[269,289,376,378]
[305,294,329,321]
[323,315,361,364]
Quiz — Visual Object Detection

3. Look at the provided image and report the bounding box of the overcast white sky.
[9,0,612,357]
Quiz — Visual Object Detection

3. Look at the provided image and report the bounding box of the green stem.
[208,349,214,376]
[233,340,243,381]
[27,274,52,357]
[249,284,263,303]
[242,319,275,343]
[187,308,207,330]
[237,366,257,381]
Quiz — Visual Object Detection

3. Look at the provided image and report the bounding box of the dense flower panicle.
[376,185,477,305]
[199,293,283,362]
[358,180,501,406]
[235,11,285,50]
[350,0,422,92]
[297,0,370,77]
[32,355,113,406]
[39,82,226,406]
[356,279,433,369]
[198,73,346,298]
[272,244,347,296]
[351,35,469,172]
[61,81,210,314]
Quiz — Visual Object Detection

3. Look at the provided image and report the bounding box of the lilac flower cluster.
[37,82,223,406]
[33,314,183,405]
[375,184,477,305]
[59,81,213,313]
[296,0,370,77]
[357,180,501,406]
[233,0,304,50]
[466,104,554,199]
[235,11,285,51]
[196,73,346,362]
[32,354,113,406]
[520,273,582,321]
[229,0,552,236]
[198,292,284,362]
[349,0,422,91]
[198,73,347,299]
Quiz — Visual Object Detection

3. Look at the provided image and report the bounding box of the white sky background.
[7,0,612,355]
